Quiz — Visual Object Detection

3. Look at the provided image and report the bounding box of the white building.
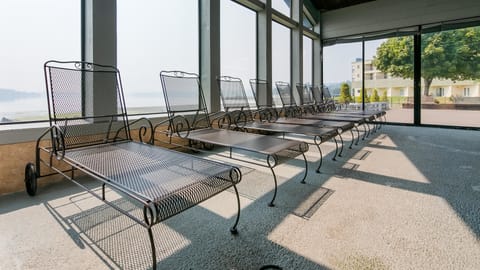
[351,58,480,102]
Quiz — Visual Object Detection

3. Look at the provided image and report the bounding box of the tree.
[338,82,352,103]
[380,90,388,102]
[356,89,369,103]
[370,89,380,102]
[373,26,480,96]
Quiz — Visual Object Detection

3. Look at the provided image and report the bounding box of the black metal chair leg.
[268,166,278,207]
[337,134,344,157]
[147,227,157,270]
[314,143,323,173]
[300,152,308,183]
[349,129,354,149]
[332,137,339,161]
[355,126,360,145]
[230,184,241,234]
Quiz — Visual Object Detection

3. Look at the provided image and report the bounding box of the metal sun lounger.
[274,81,375,139]
[217,76,339,173]
[320,86,386,120]
[157,71,309,207]
[310,85,385,135]
[250,79,359,149]
[24,61,242,270]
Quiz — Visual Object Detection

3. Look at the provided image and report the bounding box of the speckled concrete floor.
[1,125,479,270]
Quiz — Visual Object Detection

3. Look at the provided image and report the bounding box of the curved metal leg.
[332,137,339,161]
[147,227,157,270]
[354,125,360,145]
[349,129,354,149]
[300,152,308,183]
[362,124,367,140]
[230,184,241,234]
[314,143,323,173]
[267,165,278,207]
[337,134,344,157]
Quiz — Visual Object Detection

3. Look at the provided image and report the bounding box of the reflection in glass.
[272,0,291,17]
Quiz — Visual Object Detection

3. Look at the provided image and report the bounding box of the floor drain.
[292,188,334,219]
[352,150,371,160]
[342,162,359,170]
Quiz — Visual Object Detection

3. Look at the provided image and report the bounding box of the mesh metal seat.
[158,71,309,207]
[25,61,242,270]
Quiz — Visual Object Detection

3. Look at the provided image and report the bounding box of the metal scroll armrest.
[115,117,154,144]
[154,115,191,139]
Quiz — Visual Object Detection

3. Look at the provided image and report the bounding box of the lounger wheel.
[25,163,37,196]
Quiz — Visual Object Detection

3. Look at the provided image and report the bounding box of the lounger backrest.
[295,83,315,105]
[275,81,297,107]
[249,79,282,108]
[160,71,211,130]
[323,86,333,101]
[44,60,130,149]
[310,85,324,104]
[249,79,266,108]
[217,76,251,112]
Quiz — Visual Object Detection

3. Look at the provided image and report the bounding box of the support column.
[199,0,221,113]
[414,32,422,125]
[313,22,322,88]
[257,0,273,107]
[84,0,117,117]
[291,0,303,104]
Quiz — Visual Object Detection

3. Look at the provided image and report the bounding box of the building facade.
[351,59,480,103]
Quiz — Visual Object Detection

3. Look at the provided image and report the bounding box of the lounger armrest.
[254,107,279,122]
[209,111,232,129]
[121,117,154,144]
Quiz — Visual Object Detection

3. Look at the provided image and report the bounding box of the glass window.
[303,36,313,85]
[303,10,314,29]
[272,0,291,17]
[0,0,80,123]
[421,26,480,128]
[221,0,256,108]
[435,88,445,97]
[323,42,361,102]
[370,37,414,124]
[272,21,291,107]
[117,0,198,115]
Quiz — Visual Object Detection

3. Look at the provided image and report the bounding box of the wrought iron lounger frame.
[24,61,242,270]
[311,85,385,136]
[156,71,310,207]
[281,82,375,140]
[250,79,358,153]
[217,76,342,173]
[286,82,361,148]
[321,86,387,124]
